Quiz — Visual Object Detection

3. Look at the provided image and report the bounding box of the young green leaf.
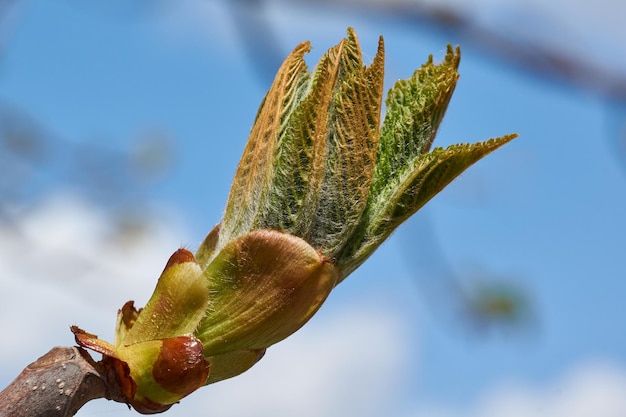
[340,134,518,277]
[218,42,312,251]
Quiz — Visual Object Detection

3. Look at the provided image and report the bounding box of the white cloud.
[176,305,411,417]
[412,361,626,417]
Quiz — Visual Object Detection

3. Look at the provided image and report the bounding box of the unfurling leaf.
[339,135,517,277]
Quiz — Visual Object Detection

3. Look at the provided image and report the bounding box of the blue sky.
[1,1,626,416]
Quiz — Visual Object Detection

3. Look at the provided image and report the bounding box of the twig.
[0,346,127,417]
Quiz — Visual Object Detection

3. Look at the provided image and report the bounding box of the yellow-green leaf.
[122,249,208,346]
[196,229,339,355]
